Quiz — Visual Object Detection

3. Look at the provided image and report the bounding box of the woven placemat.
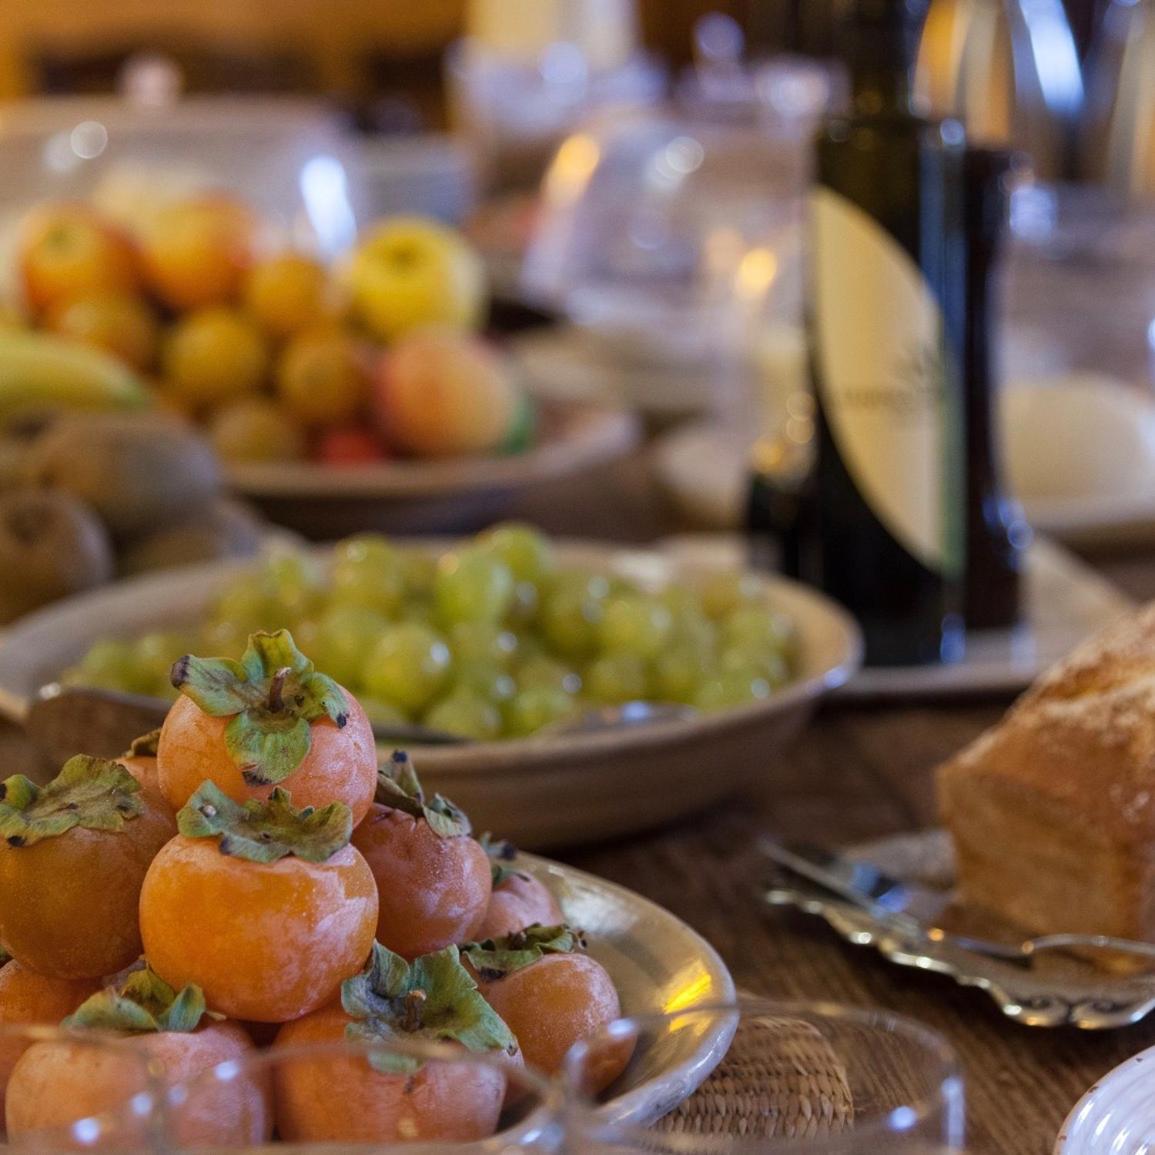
[657,1011,854,1141]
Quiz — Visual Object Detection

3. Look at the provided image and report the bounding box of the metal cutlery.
[761,838,1155,969]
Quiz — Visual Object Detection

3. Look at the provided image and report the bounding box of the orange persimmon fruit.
[0,756,175,979]
[351,752,491,959]
[140,782,377,1023]
[476,838,564,940]
[274,942,517,1145]
[156,629,376,823]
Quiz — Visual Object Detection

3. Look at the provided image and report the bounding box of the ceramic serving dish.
[0,540,862,848]
[226,401,639,538]
[1056,1043,1155,1154]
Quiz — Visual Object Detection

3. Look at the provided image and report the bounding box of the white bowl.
[1055,1042,1155,1155]
[225,400,640,538]
[0,539,862,847]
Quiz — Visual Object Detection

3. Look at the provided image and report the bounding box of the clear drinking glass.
[563,998,966,1154]
[160,1034,563,1154]
[0,1023,164,1152]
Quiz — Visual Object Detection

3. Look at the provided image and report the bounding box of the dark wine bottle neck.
[844,0,924,116]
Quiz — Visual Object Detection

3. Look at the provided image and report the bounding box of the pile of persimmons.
[0,629,625,1148]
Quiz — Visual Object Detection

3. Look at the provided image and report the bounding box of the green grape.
[133,631,191,695]
[455,666,518,704]
[584,653,648,706]
[476,523,554,584]
[360,697,411,727]
[539,572,609,659]
[650,644,705,704]
[599,595,673,659]
[503,686,578,738]
[330,535,406,616]
[517,654,581,696]
[263,552,324,618]
[434,550,516,625]
[721,605,795,654]
[694,670,773,712]
[400,551,438,598]
[210,576,276,633]
[307,605,390,688]
[425,691,502,741]
[698,571,767,620]
[64,639,147,694]
[719,643,791,687]
[361,623,452,714]
[448,621,518,669]
[198,617,253,657]
[507,580,540,627]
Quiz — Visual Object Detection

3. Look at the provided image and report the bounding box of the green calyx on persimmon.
[478,833,526,887]
[375,751,470,839]
[178,780,353,864]
[462,925,582,981]
[0,756,144,848]
[124,729,162,759]
[64,967,212,1034]
[341,942,516,1073]
[171,629,348,787]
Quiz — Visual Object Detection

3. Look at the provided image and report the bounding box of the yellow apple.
[346,217,486,343]
[373,330,521,458]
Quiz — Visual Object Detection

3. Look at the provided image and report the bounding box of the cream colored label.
[810,188,949,571]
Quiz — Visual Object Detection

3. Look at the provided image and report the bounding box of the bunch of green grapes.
[62,524,798,740]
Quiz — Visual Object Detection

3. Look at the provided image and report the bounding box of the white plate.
[1056,1045,1155,1154]
[517,851,736,1125]
[656,421,1155,551]
[660,535,1135,701]
[0,539,862,847]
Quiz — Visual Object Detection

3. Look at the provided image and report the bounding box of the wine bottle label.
[810,187,954,573]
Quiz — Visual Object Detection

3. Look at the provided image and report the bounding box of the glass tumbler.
[562,998,966,1154]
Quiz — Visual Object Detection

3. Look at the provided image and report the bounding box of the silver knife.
[759,839,952,925]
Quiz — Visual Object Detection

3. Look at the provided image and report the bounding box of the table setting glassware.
[564,997,967,1153]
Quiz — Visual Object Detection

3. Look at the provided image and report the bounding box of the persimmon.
[464,926,628,1087]
[274,942,517,1145]
[0,756,175,979]
[117,730,171,815]
[0,959,100,1131]
[157,629,377,823]
[352,752,491,959]
[477,837,564,940]
[140,783,377,1023]
[5,969,270,1149]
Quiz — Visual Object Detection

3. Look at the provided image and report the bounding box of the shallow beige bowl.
[225,400,640,538]
[0,541,861,848]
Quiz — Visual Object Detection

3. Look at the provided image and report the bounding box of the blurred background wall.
[0,0,1104,122]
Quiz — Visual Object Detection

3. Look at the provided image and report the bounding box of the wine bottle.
[806,0,967,666]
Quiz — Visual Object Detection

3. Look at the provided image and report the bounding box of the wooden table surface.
[510,452,1155,1155]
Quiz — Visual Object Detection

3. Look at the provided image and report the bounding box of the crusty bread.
[938,605,1155,946]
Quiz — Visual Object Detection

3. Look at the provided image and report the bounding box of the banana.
[0,330,152,422]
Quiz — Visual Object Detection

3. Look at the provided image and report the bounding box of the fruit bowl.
[225,398,639,537]
[0,539,860,846]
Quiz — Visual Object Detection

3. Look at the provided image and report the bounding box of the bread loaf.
[938,605,1155,945]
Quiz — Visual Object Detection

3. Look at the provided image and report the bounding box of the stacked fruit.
[0,631,626,1147]
[9,199,529,465]
[64,524,799,735]
[0,410,264,623]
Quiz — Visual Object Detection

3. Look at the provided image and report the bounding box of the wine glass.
[161,1033,563,1153]
[562,997,966,1154]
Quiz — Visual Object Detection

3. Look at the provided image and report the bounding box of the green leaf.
[341,943,517,1074]
[172,630,349,788]
[177,781,352,864]
[124,730,161,759]
[0,757,143,848]
[64,968,209,1034]
[478,833,526,887]
[374,752,471,839]
[462,924,581,981]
